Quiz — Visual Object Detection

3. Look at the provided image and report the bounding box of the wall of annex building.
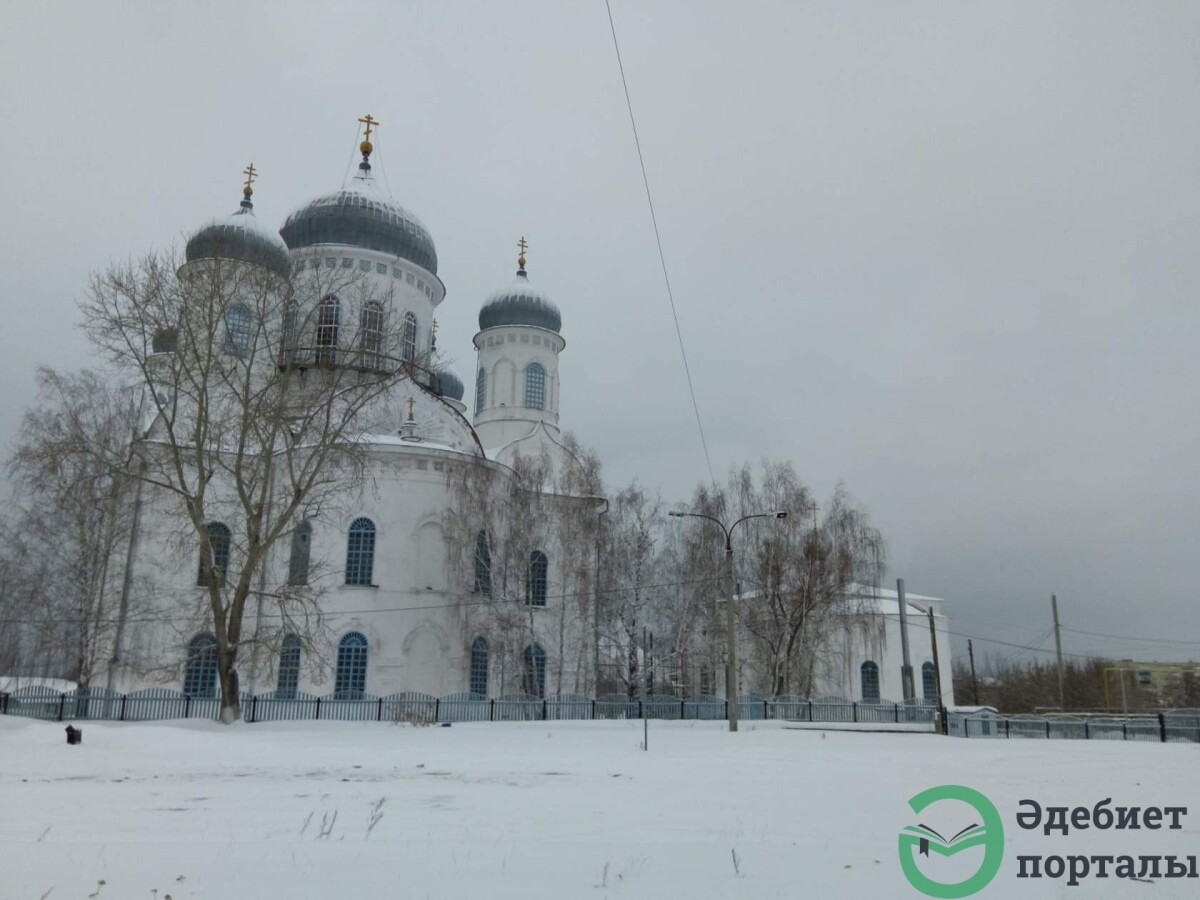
[95,443,594,701]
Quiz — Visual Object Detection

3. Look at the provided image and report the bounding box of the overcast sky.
[2,2,1197,669]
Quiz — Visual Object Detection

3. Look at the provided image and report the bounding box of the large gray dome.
[279,176,438,274]
[478,271,561,333]
[185,203,292,279]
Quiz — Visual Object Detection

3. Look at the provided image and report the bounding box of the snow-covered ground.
[0,716,1196,899]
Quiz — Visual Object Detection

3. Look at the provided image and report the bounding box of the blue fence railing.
[0,685,939,727]
[947,710,1200,743]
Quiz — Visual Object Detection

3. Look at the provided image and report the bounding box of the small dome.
[432,368,465,401]
[185,204,292,279]
[279,175,438,274]
[478,271,561,333]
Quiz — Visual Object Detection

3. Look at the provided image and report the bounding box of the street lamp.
[669,508,788,732]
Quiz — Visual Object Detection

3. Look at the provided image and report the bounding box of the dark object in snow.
[440,723,451,727]
[65,725,82,745]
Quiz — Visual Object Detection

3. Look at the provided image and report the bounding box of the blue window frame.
[861,660,880,703]
[183,634,218,698]
[224,301,253,354]
[524,362,545,409]
[335,632,369,699]
[316,295,340,364]
[359,301,384,357]
[277,634,301,699]
[197,522,231,587]
[288,520,312,586]
[469,637,489,696]
[475,368,486,414]
[402,312,417,361]
[527,550,547,606]
[345,517,376,586]
[474,531,491,594]
[523,643,546,698]
[922,661,938,702]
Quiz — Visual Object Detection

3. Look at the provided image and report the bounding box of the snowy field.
[1,716,1197,899]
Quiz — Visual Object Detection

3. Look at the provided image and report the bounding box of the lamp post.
[669,509,788,732]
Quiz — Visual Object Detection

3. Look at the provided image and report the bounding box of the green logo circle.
[899,785,1004,898]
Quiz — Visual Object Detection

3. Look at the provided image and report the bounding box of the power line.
[1060,626,1200,647]
[604,0,717,492]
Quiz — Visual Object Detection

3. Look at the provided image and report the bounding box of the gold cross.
[517,235,528,268]
[242,162,257,192]
[406,396,415,420]
[358,114,378,142]
[430,319,439,342]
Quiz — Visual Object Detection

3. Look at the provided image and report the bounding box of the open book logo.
[898,785,1004,898]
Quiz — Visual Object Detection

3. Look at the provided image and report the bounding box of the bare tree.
[1,368,140,688]
[79,247,420,721]
[663,462,886,698]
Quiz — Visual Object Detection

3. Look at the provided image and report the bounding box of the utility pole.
[724,542,738,732]
[593,499,608,695]
[968,639,979,705]
[896,578,915,701]
[1051,594,1065,710]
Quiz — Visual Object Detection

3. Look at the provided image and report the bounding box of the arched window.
[527,550,548,606]
[334,632,368,699]
[197,522,231,587]
[524,362,546,409]
[922,661,938,703]
[860,660,881,703]
[224,302,253,354]
[277,634,301,699]
[523,643,546,698]
[401,312,417,361]
[473,531,491,594]
[315,295,340,364]
[359,301,384,359]
[183,634,218,698]
[345,517,376,586]
[288,520,312,586]
[475,368,486,415]
[469,637,489,697]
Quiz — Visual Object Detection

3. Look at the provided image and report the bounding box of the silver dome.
[478,271,561,333]
[185,204,292,279]
[279,177,438,274]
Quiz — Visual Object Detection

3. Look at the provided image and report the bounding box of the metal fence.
[0,686,938,727]
[947,710,1200,743]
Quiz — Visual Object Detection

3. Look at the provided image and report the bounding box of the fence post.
[377,697,383,722]
[591,699,596,720]
[315,696,321,721]
[58,693,65,722]
[724,698,729,720]
[638,699,643,720]
[681,699,686,720]
[1005,717,1010,738]
[1158,712,1167,743]
[808,699,813,722]
[1122,720,1128,740]
[542,699,548,721]
[434,698,440,723]
[251,695,258,724]
[489,698,495,722]
[185,695,192,719]
[895,703,900,724]
[119,694,127,721]
[1046,719,1051,739]
[852,701,858,723]
[1084,719,1090,740]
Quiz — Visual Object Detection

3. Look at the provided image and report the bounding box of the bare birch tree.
[79,247,420,721]
[1,368,140,688]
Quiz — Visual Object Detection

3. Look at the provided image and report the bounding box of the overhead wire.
[604,0,717,491]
